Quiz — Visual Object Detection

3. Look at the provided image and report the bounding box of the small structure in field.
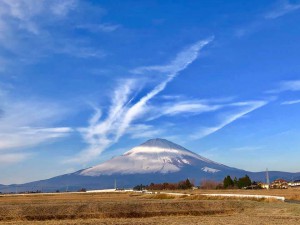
[244,183,262,189]
[270,179,288,189]
[258,183,270,189]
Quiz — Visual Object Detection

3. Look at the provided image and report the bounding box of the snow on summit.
[80,138,226,176]
[125,138,199,156]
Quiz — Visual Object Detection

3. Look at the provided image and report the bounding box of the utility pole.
[266,168,270,190]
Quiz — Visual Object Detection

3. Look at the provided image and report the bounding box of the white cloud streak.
[159,101,221,116]
[76,23,120,33]
[70,38,213,163]
[190,101,267,139]
[235,0,300,38]
[280,80,300,91]
[131,37,214,75]
[0,127,72,150]
[281,99,300,105]
[265,0,300,19]
[71,79,137,163]
[145,100,222,121]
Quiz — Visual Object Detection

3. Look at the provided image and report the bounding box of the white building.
[288,180,300,187]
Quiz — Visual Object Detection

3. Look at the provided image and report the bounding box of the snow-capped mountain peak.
[80,138,226,176]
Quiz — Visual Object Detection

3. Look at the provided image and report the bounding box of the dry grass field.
[179,187,300,200]
[0,189,300,225]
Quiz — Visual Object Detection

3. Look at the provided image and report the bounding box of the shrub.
[200,180,220,189]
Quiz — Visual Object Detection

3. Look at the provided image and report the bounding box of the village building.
[288,180,300,188]
[270,179,288,189]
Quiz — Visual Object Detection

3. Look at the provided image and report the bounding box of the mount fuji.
[80,138,234,176]
[1,138,299,193]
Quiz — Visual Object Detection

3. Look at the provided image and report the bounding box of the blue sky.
[0,0,300,184]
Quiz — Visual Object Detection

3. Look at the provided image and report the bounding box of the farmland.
[0,189,300,224]
[0,189,300,225]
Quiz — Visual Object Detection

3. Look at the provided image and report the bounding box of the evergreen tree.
[185,179,193,189]
[244,175,252,186]
[233,177,238,188]
[223,175,234,188]
[237,175,252,188]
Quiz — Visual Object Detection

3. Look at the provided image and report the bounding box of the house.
[270,179,288,189]
[288,180,300,188]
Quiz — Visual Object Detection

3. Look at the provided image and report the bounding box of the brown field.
[0,189,300,225]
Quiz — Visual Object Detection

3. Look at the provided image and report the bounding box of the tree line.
[133,179,194,191]
[200,175,257,189]
[223,175,252,189]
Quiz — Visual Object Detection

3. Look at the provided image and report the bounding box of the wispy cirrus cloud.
[143,96,239,122]
[0,0,77,37]
[0,0,116,72]
[0,0,76,68]
[145,99,223,121]
[0,152,31,165]
[0,94,73,162]
[130,36,214,75]
[267,80,300,93]
[281,99,300,105]
[0,127,72,150]
[50,0,78,16]
[235,0,300,38]
[279,80,300,91]
[69,38,213,163]
[190,101,267,139]
[56,43,106,59]
[76,23,120,33]
[160,101,221,116]
[71,79,137,163]
[70,37,269,164]
[265,0,300,19]
[115,37,214,140]
[230,146,263,152]
[127,124,165,139]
